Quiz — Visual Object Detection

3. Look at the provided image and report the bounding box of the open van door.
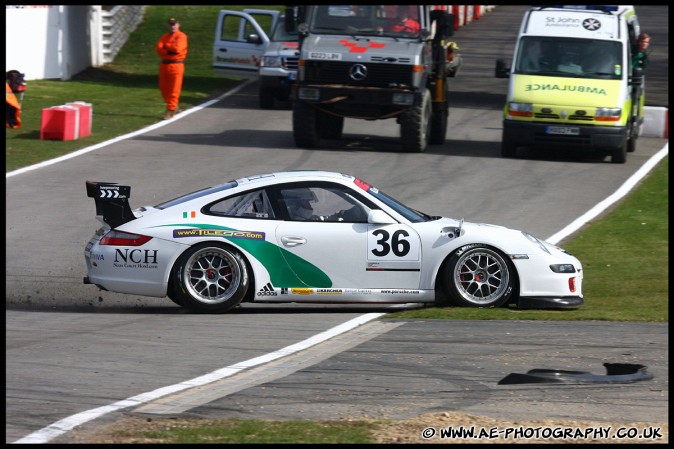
[213,9,280,79]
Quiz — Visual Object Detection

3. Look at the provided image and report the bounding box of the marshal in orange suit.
[156,17,188,120]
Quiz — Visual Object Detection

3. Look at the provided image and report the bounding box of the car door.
[213,9,279,79]
[273,183,422,289]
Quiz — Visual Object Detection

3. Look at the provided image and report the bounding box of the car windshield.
[354,178,432,223]
[156,181,238,209]
[515,37,622,80]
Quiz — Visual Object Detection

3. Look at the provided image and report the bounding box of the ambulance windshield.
[516,37,622,80]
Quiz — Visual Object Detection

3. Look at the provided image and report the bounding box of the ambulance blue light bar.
[534,5,619,12]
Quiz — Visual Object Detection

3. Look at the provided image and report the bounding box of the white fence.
[5,5,145,81]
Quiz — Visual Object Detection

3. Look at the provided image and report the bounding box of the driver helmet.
[285,188,317,220]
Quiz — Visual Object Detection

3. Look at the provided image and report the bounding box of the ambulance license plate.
[546,126,580,136]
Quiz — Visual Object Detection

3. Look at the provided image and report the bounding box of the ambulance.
[495,5,643,163]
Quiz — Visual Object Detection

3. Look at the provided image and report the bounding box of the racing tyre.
[293,100,320,148]
[259,87,275,110]
[171,243,249,313]
[400,89,432,153]
[441,244,515,308]
[319,112,344,139]
[611,140,627,164]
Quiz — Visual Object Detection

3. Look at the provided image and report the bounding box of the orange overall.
[156,30,188,112]
[6,81,22,129]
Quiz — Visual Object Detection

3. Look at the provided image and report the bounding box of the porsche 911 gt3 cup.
[84,171,583,313]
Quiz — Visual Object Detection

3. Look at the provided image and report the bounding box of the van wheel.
[171,243,249,313]
[627,122,638,153]
[259,87,275,109]
[611,141,627,164]
[400,89,431,153]
[293,101,320,148]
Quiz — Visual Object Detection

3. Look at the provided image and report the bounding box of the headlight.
[522,231,550,254]
[262,56,281,68]
[550,264,576,273]
[298,87,320,101]
[392,92,414,106]
[508,102,533,117]
[595,107,622,122]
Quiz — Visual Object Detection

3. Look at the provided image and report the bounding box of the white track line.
[13,312,385,444]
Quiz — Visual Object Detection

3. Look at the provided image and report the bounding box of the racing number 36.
[368,227,420,261]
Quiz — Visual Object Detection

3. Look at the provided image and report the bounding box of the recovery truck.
[287,5,460,152]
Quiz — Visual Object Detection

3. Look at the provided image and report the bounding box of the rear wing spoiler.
[85,181,135,228]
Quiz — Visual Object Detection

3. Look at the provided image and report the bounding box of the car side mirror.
[246,34,262,44]
[368,209,396,224]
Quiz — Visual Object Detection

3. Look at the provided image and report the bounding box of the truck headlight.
[298,87,320,101]
[392,93,414,106]
[262,56,281,68]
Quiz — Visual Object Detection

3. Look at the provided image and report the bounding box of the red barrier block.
[40,106,80,141]
[65,101,92,138]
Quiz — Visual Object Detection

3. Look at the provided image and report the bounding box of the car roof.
[235,170,356,187]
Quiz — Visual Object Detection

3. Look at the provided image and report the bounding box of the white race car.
[84,171,583,313]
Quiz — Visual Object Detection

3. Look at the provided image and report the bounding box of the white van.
[213,8,299,109]
[495,5,644,163]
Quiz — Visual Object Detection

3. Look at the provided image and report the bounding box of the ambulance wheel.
[611,141,627,164]
[501,137,517,158]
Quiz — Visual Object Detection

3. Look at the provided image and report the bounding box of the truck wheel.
[293,101,320,148]
[611,140,627,164]
[319,112,344,139]
[400,89,432,152]
[259,87,275,110]
[430,84,449,145]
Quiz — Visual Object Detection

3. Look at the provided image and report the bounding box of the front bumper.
[517,295,583,309]
[503,120,627,151]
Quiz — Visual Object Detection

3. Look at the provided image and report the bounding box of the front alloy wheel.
[443,244,514,307]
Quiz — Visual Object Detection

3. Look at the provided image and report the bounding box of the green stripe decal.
[156,223,332,288]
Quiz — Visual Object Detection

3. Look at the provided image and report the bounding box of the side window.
[279,185,371,223]
[220,15,263,42]
[207,189,274,219]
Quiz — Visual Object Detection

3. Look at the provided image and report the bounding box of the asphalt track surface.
[6,5,668,444]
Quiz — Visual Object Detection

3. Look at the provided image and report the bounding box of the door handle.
[281,236,306,247]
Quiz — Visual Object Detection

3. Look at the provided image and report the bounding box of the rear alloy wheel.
[442,244,515,308]
[172,244,249,313]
